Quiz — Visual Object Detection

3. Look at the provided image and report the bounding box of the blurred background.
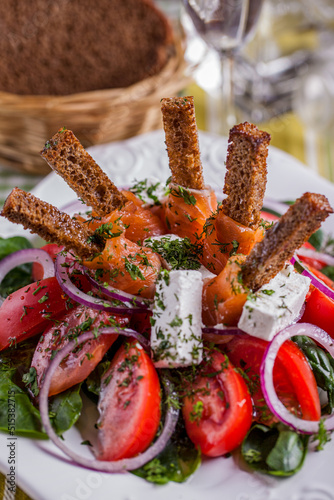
[0,0,334,206]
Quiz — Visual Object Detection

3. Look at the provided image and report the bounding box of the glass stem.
[220,53,236,136]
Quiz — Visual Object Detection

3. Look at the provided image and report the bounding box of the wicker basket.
[0,38,191,175]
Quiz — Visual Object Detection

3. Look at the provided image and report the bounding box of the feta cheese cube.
[238,265,311,341]
[151,269,203,368]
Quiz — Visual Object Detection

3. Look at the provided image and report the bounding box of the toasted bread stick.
[1,188,102,259]
[241,192,333,291]
[41,128,127,216]
[222,122,271,229]
[161,96,205,190]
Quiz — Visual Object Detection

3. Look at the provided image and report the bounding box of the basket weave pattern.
[0,39,190,175]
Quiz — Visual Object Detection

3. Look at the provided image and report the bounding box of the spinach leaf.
[0,341,82,437]
[308,229,323,251]
[0,236,33,297]
[242,424,309,476]
[0,370,45,438]
[84,360,111,400]
[132,415,201,484]
[293,335,334,412]
[0,236,33,260]
[321,265,334,282]
[49,384,82,435]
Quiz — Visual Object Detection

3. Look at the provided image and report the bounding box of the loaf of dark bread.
[222,122,271,229]
[0,0,173,95]
[1,188,102,259]
[41,128,127,216]
[242,192,333,291]
[161,96,205,190]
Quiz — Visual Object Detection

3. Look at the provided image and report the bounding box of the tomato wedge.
[302,287,334,338]
[31,305,127,396]
[96,339,161,461]
[0,277,71,350]
[225,335,321,424]
[182,349,252,457]
[32,243,63,281]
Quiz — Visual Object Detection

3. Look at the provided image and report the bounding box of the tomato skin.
[260,211,279,224]
[302,287,334,338]
[301,262,334,289]
[96,339,161,461]
[32,244,63,281]
[0,277,71,350]
[182,350,252,457]
[31,305,126,396]
[225,335,321,424]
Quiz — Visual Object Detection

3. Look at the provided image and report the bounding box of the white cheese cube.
[238,265,311,341]
[151,269,203,368]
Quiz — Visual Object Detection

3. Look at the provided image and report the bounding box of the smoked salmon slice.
[202,255,248,327]
[164,184,217,244]
[202,209,264,274]
[83,213,161,299]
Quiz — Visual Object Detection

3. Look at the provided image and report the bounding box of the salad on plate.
[1,96,334,484]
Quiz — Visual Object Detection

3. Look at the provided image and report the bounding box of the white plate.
[1,130,334,500]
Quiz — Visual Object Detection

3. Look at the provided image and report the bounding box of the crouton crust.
[161,96,205,190]
[222,122,271,229]
[41,128,127,216]
[242,192,333,291]
[1,188,102,259]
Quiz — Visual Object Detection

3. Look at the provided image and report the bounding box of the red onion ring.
[0,248,55,284]
[260,322,334,434]
[98,327,150,351]
[202,326,243,344]
[39,329,179,472]
[202,326,243,335]
[296,247,334,267]
[55,254,147,314]
[83,269,151,309]
[291,254,334,302]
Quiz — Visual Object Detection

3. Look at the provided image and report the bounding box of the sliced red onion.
[291,254,334,301]
[202,326,242,344]
[83,268,152,309]
[296,246,334,267]
[260,322,334,434]
[0,248,55,284]
[55,254,147,314]
[202,326,243,335]
[99,327,150,351]
[39,329,179,472]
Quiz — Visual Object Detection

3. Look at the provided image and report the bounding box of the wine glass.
[183,0,265,135]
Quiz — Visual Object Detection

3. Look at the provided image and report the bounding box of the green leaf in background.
[0,340,82,438]
[49,384,82,435]
[308,229,324,251]
[242,424,309,476]
[0,236,34,297]
[132,415,201,484]
[293,335,334,412]
[321,265,334,282]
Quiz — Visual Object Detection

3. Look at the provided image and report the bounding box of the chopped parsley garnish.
[129,178,167,206]
[169,186,196,206]
[124,257,145,281]
[145,236,202,270]
[87,222,123,245]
